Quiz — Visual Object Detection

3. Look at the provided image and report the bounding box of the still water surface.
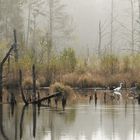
[0,97,140,140]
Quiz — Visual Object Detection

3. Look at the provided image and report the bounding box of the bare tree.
[110,0,114,53]
[138,0,140,19]
[130,0,135,54]
[98,21,102,57]
[0,0,23,42]
[46,0,74,63]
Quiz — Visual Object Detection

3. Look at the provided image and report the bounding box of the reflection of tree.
[32,104,36,138]
[133,102,135,140]
[0,104,9,140]
[64,109,76,124]
[125,100,127,118]
[112,107,115,140]
[19,105,27,139]
[10,104,15,117]
[37,104,40,116]
[15,105,18,140]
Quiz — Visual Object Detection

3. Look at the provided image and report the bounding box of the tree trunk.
[0,64,3,102]
[32,64,36,101]
[26,2,31,48]
[110,0,114,54]
[14,29,18,62]
[138,0,140,20]
[130,0,134,54]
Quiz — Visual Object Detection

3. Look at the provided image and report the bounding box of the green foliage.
[60,48,77,73]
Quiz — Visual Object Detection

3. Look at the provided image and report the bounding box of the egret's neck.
[120,83,122,88]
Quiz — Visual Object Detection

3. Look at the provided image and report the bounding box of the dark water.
[0,93,140,140]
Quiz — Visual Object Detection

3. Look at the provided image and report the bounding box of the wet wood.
[31,92,61,104]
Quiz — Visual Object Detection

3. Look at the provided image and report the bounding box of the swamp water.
[0,91,140,140]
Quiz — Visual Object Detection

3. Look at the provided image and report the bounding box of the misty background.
[64,0,140,56]
[0,0,140,58]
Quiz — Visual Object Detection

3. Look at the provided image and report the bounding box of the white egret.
[113,83,123,92]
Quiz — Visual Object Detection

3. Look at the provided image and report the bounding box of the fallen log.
[31,92,61,104]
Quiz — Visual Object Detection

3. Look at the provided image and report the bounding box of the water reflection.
[0,91,140,140]
[0,104,9,140]
[20,105,26,139]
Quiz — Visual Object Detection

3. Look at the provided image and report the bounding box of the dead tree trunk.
[26,2,31,48]
[13,29,18,62]
[0,64,3,101]
[32,64,36,101]
[130,0,134,54]
[110,0,114,54]
[0,30,18,102]
[0,45,14,102]
[138,0,140,20]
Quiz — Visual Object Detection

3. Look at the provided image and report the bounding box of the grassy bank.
[2,45,140,89]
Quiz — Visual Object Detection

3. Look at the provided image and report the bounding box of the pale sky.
[63,0,139,55]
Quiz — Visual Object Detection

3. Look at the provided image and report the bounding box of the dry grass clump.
[50,82,75,100]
